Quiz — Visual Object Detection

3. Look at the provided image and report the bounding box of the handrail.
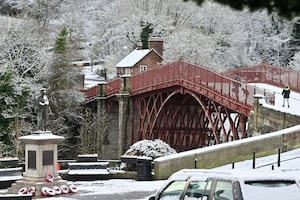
[130,60,254,111]
[81,79,121,100]
[221,63,300,93]
[81,60,299,114]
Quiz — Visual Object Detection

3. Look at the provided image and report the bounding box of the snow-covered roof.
[72,60,103,66]
[19,131,64,144]
[116,49,152,68]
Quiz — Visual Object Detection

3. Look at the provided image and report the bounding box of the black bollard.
[277,148,281,167]
[252,152,256,169]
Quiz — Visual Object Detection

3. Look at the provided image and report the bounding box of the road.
[36,179,166,200]
[53,191,154,200]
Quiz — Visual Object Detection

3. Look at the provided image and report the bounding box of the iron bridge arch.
[133,86,248,152]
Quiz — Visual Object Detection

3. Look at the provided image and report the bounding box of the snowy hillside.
[1,0,298,73]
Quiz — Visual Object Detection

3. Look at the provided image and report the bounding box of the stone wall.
[249,96,300,135]
[100,103,120,159]
[153,125,300,180]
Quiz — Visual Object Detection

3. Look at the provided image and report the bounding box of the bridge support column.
[118,76,131,157]
[96,82,108,158]
[250,94,264,136]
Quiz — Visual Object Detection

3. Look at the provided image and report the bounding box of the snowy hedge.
[122,139,177,159]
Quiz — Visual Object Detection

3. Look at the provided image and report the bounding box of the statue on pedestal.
[36,88,49,131]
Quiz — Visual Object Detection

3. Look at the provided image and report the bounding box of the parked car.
[148,169,300,200]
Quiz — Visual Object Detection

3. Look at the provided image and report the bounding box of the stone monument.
[8,88,70,197]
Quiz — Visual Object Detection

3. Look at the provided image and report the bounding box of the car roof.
[168,169,299,182]
[168,169,234,181]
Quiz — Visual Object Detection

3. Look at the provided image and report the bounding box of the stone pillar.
[97,81,107,98]
[118,75,131,157]
[250,94,265,136]
[9,131,67,197]
[96,82,108,158]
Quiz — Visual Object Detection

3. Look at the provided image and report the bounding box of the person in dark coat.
[282,85,290,108]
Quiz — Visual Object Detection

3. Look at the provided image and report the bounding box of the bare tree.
[80,108,97,154]
[81,0,294,71]
[0,16,48,157]
[80,107,111,157]
[26,0,62,27]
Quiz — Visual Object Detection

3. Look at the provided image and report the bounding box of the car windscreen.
[159,180,187,200]
[184,180,209,199]
[243,180,300,200]
[244,180,295,187]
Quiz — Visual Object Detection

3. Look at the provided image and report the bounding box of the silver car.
[148,169,300,200]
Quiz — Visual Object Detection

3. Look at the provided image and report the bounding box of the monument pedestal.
[9,131,67,197]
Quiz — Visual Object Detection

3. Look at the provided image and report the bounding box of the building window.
[125,68,131,75]
[140,65,147,73]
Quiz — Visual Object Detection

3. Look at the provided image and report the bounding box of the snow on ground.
[249,83,300,116]
[215,146,300,172]
[33,148,300,200]
[82,65,104,89]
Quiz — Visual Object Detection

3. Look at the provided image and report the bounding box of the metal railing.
[81,60,300,111]
[222,63,300,93]
[130,60,268,111]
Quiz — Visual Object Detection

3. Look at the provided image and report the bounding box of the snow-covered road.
[34,147,300,200]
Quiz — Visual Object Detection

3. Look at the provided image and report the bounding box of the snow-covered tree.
[0,0,32,16]
[47,27,85,159]
[74,0,295,71]
[288,52,300,69]
[185,0,300,20]
[0,67,30,157]
[0,0,297,71]
[0,16,49,84]
[27,0,62,27]
[0,16,48,157]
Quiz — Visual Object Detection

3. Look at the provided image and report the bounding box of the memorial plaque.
[43,150,54,166]
[28,150,36,169]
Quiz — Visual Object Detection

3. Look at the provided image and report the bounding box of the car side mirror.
[201,196,208,200]
[148,195,155,200]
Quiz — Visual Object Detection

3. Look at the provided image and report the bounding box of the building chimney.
[148,37,163,57]
[136,40,143,50]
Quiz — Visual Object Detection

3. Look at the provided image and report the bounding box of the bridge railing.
[222,63,300,93]
[82,60,283,109]
[81,85,98,100]
[131,60,256,110]
[81,79,121,100]
[106,79,121,95]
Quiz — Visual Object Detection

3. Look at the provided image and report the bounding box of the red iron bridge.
[82,59,300,153]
